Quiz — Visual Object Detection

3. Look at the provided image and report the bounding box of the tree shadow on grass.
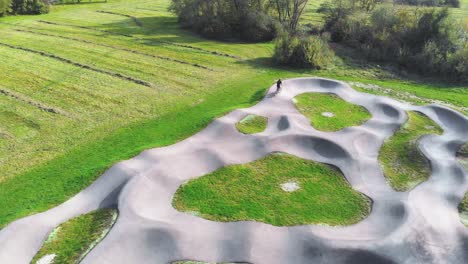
[100,16,264,49]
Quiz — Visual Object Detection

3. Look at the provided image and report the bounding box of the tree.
[170,0,278,41]
[271,0,310,33]
[0,0,11,16]
[10,0,49,15]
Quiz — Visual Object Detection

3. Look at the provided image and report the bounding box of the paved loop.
[0,78,466,264]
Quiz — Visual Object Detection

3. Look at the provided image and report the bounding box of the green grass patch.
[379,111,443,191]
[235,114,268,134]
[459,192,468,226]
[294,93,371,131]
[173,153,370,226]
[457,143,468,169]
[31,208,117,264]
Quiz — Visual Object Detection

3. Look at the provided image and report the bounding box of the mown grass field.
[303,0,468,27]
[0,0,466,228]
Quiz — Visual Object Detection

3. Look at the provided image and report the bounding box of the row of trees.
[320,0,467,81]
[170,0,336,69]
[0,0,49,16]
[171,0,466,80]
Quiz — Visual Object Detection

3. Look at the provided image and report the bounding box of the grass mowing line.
[0,42,154,88]
[135,7,167,12]
[37,20,239,59]
[0,87,69,117]
[38,20,134,37]
[173,153,371,226]
[379,111,443,192]
[235,114,268,134]
[12,28,214,71]
[96,10,144,27]
[294,93,372,132]
[31,209,118,264]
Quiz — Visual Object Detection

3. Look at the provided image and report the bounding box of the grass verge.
[459,193,468,226]
[379,111,443,191]
[173,153,370,226]
[31,208,117,264]
[294,93,371,131]
[456,143,468,169]
[235,115,268,134]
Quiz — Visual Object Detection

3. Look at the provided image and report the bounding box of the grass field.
[294,93,371,131]
[379,112,443,191]
[0,0,466,228]
[173,153,370,226]
[32,209,117,264]
[235,114,268,134]
[302,0,468,27]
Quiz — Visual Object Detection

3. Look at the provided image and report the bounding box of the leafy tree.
[274,34,335,68]
[170,0,312,41]
[271,0,310,33]
[321,0,467,81]
[10,0,49,15]
[0,0,11,16]
[170,0,279,41]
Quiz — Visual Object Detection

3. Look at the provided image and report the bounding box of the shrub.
[169,0,310,42]
[239,11,279,42]
[274,34,335,68]
[446,42,468,82]
[322,1,466,81]
[9,0,49,15]
[170,0,278,42]
[0,0,11,16]
[444,0,460,7]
